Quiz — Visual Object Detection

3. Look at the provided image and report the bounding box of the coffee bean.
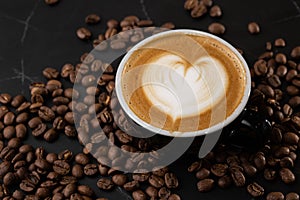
[208,22,225,35]
[97,178,114,190]
[191,3,207,18]
[184,0,198,10]
[242,163,257,176]
[7,137,21,149]
[197,179,214,192]
[264,168,276,181]
[289,96,300,107]
[280,156,294,168]
[32,123,47,137]
[107,19,119,28]
[231,169,245,187]
[158,187,171,199]
[43,128,58,142]
[76,27,92,40]
[268,75,281,87]
[267,192,284,200]
[208,6,222,18]
[0,161,12,177]
[111,174,127,186]
[211,164,228,177]
[275,53,287,64]
[3,126,16,139]
[4,112,15,125]
[75,153,90,165]
[283,132,299,144]
[149,174,165,188]
[53,160,70,175]
[60,175,77,185]
[168,194,181,200]
[217,175,232,188]
[279,168,295,184]
[133,172,150,182]
[247,182,264,197]
[39,106,55,121]
[28,117,42,129]
[11,95,25,108]
[53,116,65,130]
[64,125,76,137]
[72,164,84,178]
[85,14,100,24]
[253,153,266,170]
[43,67,59,79]
[44,0,59,5]
[77,185,94,197]
[286,192,299,200]
[248,22,260,34]
[20,179,36,192]
[291,46,300,59]
[161,172,177,189]
[132,190,147,200]
[274,38,286,47]
[83,164,98,176]
[275,146,290,158]
[0,93,12,104]
[12,190,24,200]
[145,186,158,198]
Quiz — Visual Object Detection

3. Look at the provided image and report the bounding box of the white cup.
[115,29,251,137]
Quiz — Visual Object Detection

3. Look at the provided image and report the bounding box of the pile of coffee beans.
[188,39,300,198]
[184,0,226,35]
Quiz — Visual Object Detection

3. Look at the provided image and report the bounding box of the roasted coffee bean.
[0,161,12,177]
[97,178,114,190]
[217,175,232,188]
[289,96,300,107]
[287,85,299,96]
[132,190,147,200]
[197,179,214,192]
[184,0,198,10]
[253,153,266,170]
[211,164,228,177]
[12,190,24,200]
[275,53,287,64]
[0,93,12,104]
[274,38,286,47]
[45,153,57,164]
[15,124,27,139]
[44,0,59,5]
[3,126,15,139]
[26,151,35,163]
[11,95,25,108]
[275,146,290,158]
[268,75,281,87]
[266,192,284,200]
[264,168,276,181]
[43,128,58,142]
[75,153,90,165]
[210,5,222,17]
[76,27,92,40]
[4,112,15,125]
[43,67,59,79]
[85,14,100,24]
[231,169,245,187]
[111,174,127,186]
[168,194,181,200]
[191,3,207,18]
[83,164,98,176]
[72,164,84,178]
[20,179,36,192]
[283,132,299,144]
[286,69,298,82]
[283,104,293,116]
[149,174,165,188]
[242,163,257,176]
[208,22,225,35]
[291,46,300,59]
[53,160,70,175]
[16,101,31,113]
[36,187,50,198]
[247,182,264,197]
[286,192,299,200]
[145,186,158,198]
[279,168,295,184]
[32,123,47,137]
[53,117,65,130]
[122,180,138,192]
[62,183,76,198]
[39,106,55,121]
[60,176,77,185]
[7,137,21,149]
[280,157,294,168]
[64,125,76,137]
[77,185,94,197]
[107,19,119,28]
[248,22,260,34]
[133,172,150,182]
[28,117,42,129]
[165,172,179,188]
[158,187,171,199]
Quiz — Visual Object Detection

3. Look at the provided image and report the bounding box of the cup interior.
[115,29,251,137]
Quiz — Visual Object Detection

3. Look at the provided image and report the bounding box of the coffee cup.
[115,29,251,137]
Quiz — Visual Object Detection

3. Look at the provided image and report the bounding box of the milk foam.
[140,54,228,120]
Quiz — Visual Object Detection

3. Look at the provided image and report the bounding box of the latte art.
[140,54,228,119]
[121,32,246,132]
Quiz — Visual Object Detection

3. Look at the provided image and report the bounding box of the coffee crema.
[121,32,246,132]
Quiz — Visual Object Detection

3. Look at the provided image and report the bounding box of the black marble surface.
[1,0,300,199]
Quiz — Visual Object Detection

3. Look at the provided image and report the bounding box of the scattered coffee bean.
[286,192,299,200]
[274,38,286,47]
[76,27,92,40]
[279,168,295,184]
[247,182,264,197]
[208,22,226,35]
[266,192,284,200]
[85,14,101,24]
[248,22,260,34]
[197,179,214,192]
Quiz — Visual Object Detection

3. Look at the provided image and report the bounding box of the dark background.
[0,0,300,199]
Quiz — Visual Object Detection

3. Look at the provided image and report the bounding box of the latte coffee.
[117,30,249,134]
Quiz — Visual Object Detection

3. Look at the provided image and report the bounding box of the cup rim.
[115,29,251,137]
